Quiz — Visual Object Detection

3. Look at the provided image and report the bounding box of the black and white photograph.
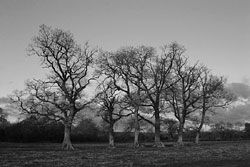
[0,0,250,166]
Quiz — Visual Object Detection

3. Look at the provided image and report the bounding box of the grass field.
[1,141,250,167]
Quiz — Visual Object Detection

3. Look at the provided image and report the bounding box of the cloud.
[0,96,21,123]
[0,97,10,104]
[227,83,250,99]
[209,82,250,124]
[211,104,250,123]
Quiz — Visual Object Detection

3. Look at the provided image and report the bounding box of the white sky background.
[0,0,250,98]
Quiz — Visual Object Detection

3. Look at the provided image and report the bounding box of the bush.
[4,116,64,142]
[71,118,100,142]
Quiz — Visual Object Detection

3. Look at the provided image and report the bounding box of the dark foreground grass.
[1,141,250,167]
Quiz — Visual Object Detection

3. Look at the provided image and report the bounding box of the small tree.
[0,107,8,127]
[161,118,179,140]
[12,25,97,149]
[0,107,9,141]
[72,118,99,142]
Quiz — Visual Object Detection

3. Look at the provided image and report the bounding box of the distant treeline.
[1,116,250,143]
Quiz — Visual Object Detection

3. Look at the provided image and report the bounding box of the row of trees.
[97,45,234,147]
[11,25,234,149]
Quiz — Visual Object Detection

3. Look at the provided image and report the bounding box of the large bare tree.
[165,47,202,146]
[129,43,179,147]
[12,25,97,149]
[136,44,177,147]
[191,67,234,144]
[96,46,151,147]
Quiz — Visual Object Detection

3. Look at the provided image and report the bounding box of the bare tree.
[97,44,178,147]
[96,47,150,147]
[191,67,234,144]
[95,81,131,147]
[115,44,178,147]
[165,50,202,145]
[134,43,177,147]
[12,25,97,149]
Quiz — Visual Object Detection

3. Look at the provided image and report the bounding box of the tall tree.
[191,67,234,144]
[135,43,177,147]
[165,49,202,145]
[12,25,97,149]
[96,46,151,147]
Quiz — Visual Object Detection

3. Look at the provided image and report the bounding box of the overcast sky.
[0,0,250,98]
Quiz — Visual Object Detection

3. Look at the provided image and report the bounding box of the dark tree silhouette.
[12,25,97,149]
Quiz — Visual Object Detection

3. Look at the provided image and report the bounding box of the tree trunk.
[134,107,140,147]
[109,123,115,148]
[195,131,200,144]
[154,110,164,147]
[177,122,184,146]
[62,124,74,150]
[194,110,206,144]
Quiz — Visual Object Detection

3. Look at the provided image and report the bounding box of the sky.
[0,0,250,97]
[0,0,250,122]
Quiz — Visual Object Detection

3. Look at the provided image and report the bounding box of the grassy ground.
[1,141,250,167]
